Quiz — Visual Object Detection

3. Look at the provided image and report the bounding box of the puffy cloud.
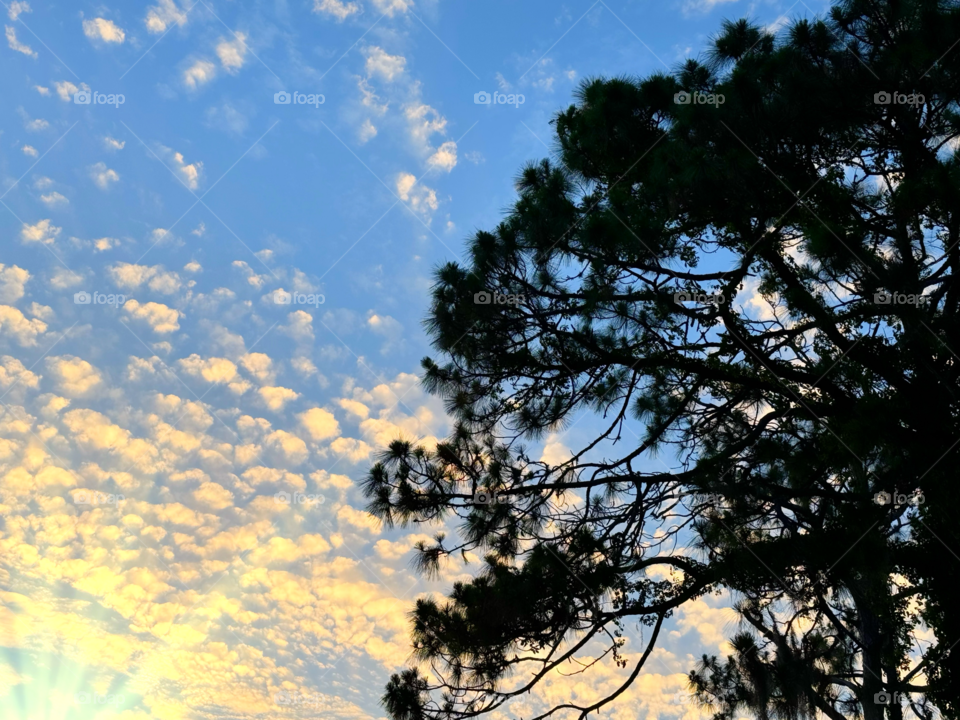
[313,0,359,20]
[183,59,216,89]
[5,25,37,57]
[103,136,125,151]
[216,33,247,73]
[7,2,30,21]
[123,300,181,334]
[54,80,79,101]
[404,102,447,148]
[89,162,120,189]
[0,306,46,346]
[171,150,202,189]
[21,145,38,157]
[0,265,30,304]
[178,355,238,384]
[82,17,125,44]
[395,172,438,218]
[371,0,412,16]
[108,263,181,294]
[265,429,308,464]
[258,386,299,412]
[40,191,68,207]
[298,408,340,441]
[194,481,235,510]
[364,46,405,81]
[49,268,84,289]
[145,0,187,33]
[358,118,377,144]
[20,219,60,245]
[427,140,457,172]
[239,353,274,384]
[0,356,40,390]
[337,398,369,419]
[45,356,103,397]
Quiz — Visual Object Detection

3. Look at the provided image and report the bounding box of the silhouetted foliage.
[364,1,960,718]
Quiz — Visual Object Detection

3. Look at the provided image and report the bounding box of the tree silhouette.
[364,1,960,717]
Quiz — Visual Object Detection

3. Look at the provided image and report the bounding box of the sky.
[0,0,832,718]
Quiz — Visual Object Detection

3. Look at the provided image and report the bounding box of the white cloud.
[145,0,187,33]
[34,84,48,95]
[40,192,68,207]
[184,261,202,273]
[0,265,30,303]
[5,25,36,57]
[33,176,53,190]
[259,386,300,412]
[103,136,125,151]
[172,151,202,189]
[313,0,359,20]
[45,356,103,396]
[216,33,247,73]
[108,263,181,294]
[298,408,340,441]
[682,0,740,14]
[20,219,60,245]
[395,172,438,218]
[93,237,120,252]
[7,2,30,21]
[0,305,46,345]
[82,17,125,44]
[54,81,79,101]
[426,140,457,172]
[183,59,216,89]
[358,118,377,144]
[179,355,238,383]
[371,0,412,16]
[25,116,48,131]
[21,145,38,157]
[49,268,84,290]
[123,300,181,334]
[364,46,406,81]
[404,102,447,150]
[89,162,120,190]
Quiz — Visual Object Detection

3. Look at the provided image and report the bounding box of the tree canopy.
[363,1,960,718]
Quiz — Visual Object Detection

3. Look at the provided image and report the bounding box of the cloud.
[395,172,438,218]
[145,0,187,33]
[426,140,457,172]
[682,0,740,14]
[49,268,83,290]
[45,356,103,397]
[364,46,406,81]
[171,150,202,189]
[371,0,412,16]
[123,300,181,334]
[20,219,60,245]
[108,263,181,294]
[0,306,46,345]
[40,192,68,207]
[0,265,30,304]
[204,104,248,136]
[7,2,30,21]
[89,162,120,190]
[298,408,340,441]
[313,0,359,20]
[33,84,48,95]
[83,17,125,44]
[54,80,79,101]
[21,145,38,157]
[179,355,238,383]
[240,353,274,383]
[184,59,216,89]
[104,136,125,151]
[0,355,40,390]
[259,386,300,412]
[358,118,377,144]
[216,33,247,73]
[5,25,36,57]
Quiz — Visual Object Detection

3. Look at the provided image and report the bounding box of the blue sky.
[0,0,833,718]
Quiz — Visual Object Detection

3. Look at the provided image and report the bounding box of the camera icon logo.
[674,91,691,105]
[74,90,92,105]
[874,292,891,304]
[874,91,892,105]
[274,91,291,105]
[74,291,92,304]
[273,289,292,305]
[73,490,92,504]
[75,692,92,704]
[275,491,291,504]
[874,491,891,505]
[474,91,492,105]
[275,691,292,705]
[874,691,898,705]
[474,291,492,305]
[473,489,495,504]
